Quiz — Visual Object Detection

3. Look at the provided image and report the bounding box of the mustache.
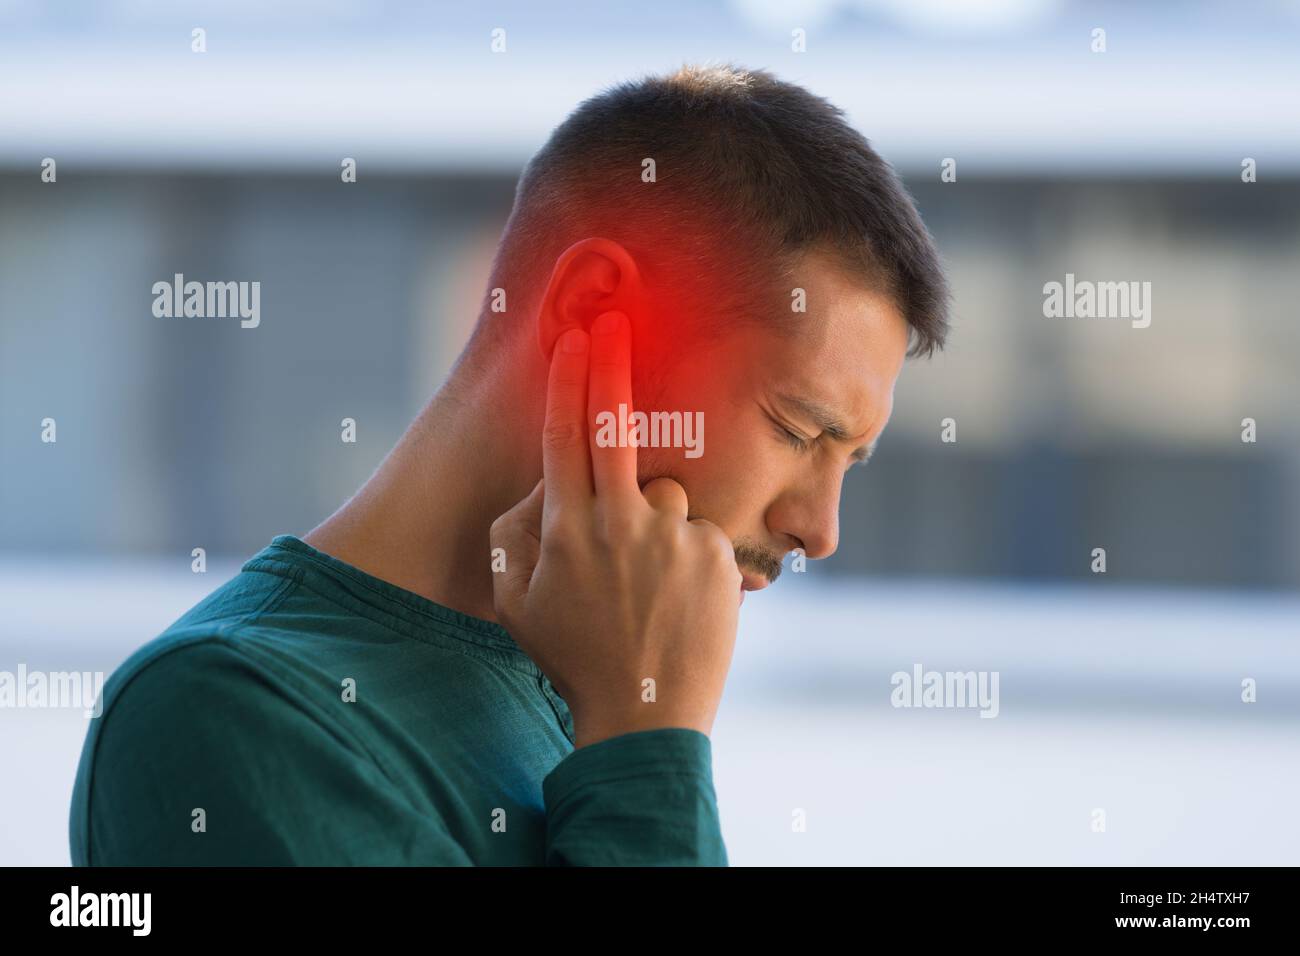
[733,540,784,585]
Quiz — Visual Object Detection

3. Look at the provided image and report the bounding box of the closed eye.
[775,422,815,453]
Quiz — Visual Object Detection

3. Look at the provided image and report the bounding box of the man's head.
[472,65,949,589]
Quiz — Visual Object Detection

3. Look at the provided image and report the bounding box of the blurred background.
[2,0,1298,865]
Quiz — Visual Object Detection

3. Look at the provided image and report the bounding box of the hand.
[490,311,742,747]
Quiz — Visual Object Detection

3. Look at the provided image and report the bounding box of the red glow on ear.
[533,218,752,446]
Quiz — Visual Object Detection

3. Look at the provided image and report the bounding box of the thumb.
[489,479,544,613]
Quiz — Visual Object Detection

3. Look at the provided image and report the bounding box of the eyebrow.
[776,392,879,464]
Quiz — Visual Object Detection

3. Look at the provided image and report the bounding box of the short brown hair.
[487,64,950,359]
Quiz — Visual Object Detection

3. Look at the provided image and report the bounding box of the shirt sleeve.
[70,638,474,866]
[541,727,729,866]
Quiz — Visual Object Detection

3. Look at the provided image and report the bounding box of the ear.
[537,238,643,360]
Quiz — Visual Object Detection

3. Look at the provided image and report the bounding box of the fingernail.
[592,311,624,336]
[560,328,588,354]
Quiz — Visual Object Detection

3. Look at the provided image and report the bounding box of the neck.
[303,331,545,623]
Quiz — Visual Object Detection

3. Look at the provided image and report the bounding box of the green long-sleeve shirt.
[69,535,728,866]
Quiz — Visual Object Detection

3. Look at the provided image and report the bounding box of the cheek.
[635,343,780,527]
[636,425,782,534]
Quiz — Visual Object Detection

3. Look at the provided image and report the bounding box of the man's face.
[634,251,911,594]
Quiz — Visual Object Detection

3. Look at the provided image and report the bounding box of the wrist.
[570,706,712,749]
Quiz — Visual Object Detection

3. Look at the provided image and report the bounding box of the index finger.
[541,327,594,517]
[587,311,639,502]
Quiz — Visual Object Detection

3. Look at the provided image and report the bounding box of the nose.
[769,468,842,561]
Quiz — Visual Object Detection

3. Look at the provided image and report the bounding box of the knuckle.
[654,531,684,567]
[599,510,636,544]
[542,419,582,451]
[650,508,680,535]
[541,513,580,554]
[544,537,571,564]
[694,522,736,563]
[541,510,569,541]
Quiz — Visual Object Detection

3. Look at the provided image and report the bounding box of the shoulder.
[70,633,338,865]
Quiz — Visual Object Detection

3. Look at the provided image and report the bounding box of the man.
[70,65,948,865]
